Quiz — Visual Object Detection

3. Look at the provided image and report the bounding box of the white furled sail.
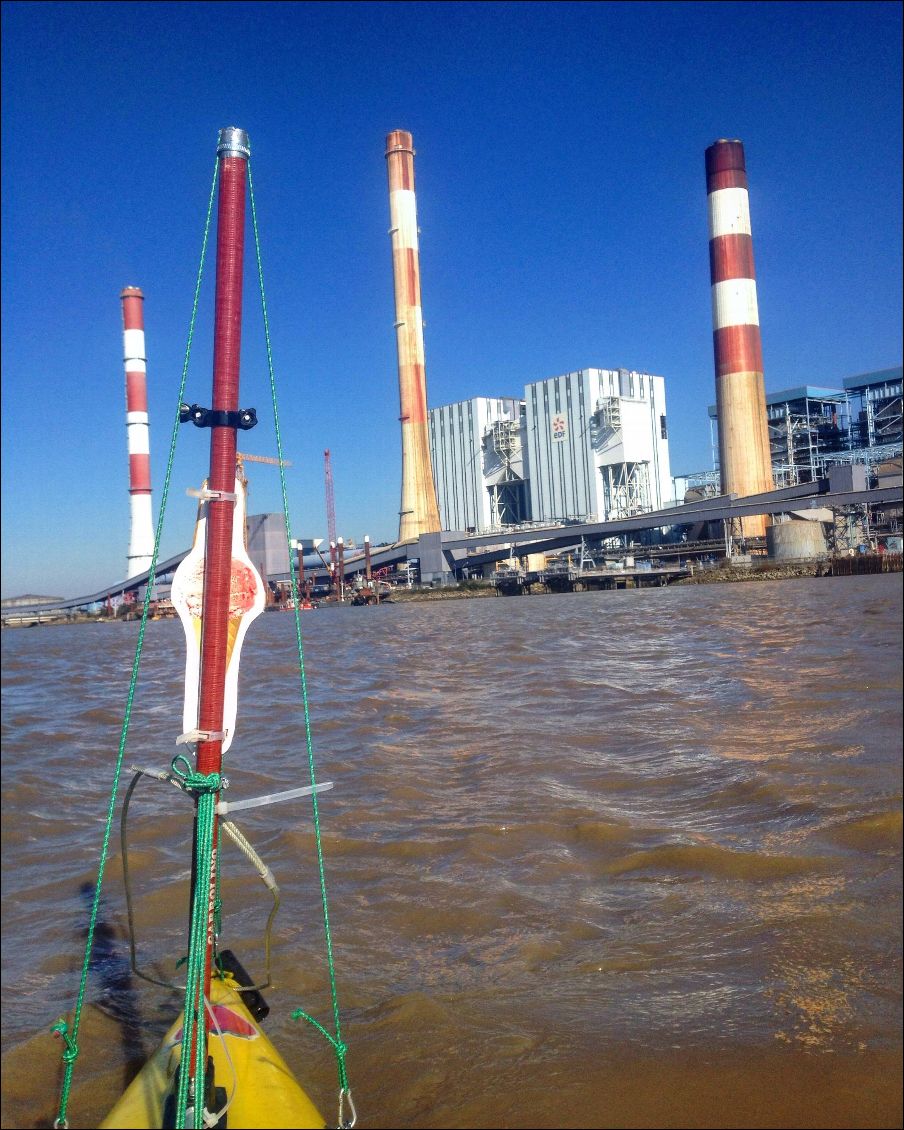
[171,475,266,754]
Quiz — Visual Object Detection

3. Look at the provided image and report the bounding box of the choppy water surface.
[2,576,901,1129]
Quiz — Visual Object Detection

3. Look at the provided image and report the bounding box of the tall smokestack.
[706,139,773,539]
[121,286,154,577]
[385,129,441,543]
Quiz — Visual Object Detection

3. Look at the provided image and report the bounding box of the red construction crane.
[324,449,337,568]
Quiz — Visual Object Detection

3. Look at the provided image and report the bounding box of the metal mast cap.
[217,127,251,159]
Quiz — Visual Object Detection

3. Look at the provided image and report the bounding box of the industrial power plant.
[414,133,899,562]
[418,136,899,566]
[3,130,901,623]
[68,129,904,594]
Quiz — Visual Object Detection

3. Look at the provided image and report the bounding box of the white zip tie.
[216,781,333,815]
[177,729,227,746]
[187,487,237,503]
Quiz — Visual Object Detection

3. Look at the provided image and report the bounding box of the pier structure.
[7,476,900,624]
[491,559,692,595]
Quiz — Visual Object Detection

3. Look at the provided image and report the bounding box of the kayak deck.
[100,975,325,1129]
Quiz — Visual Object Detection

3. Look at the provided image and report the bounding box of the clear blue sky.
[2,0,901,598]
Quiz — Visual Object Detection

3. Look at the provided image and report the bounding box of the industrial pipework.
[706,139,774,539]
[121,286,155,578]
[385,129,441,543]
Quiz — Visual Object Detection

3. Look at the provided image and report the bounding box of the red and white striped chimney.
[120,286,154,577]
[706,139,773,538]
[385,129,441,543]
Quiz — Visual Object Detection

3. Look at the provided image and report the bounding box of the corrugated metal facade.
[430,370,672,530]
[246,513,291,579]
[524,369,672,523]
[428,397,529,532]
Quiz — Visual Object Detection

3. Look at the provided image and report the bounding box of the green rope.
[248,161,350,1098]
[170,754,222,794]
[53,156,220,1130]
[173,767,221,1129]
[50,1020,78,1062]
[290,1009,349,1091]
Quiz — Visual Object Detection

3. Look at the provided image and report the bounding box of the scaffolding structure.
[828,506,872,554]
[601,461,652,518]
[484,417,529,527]
[595,396,622,433]
[682,470,721,497]
[707,374,902,491]
[846,369,903,449]
[765,388,847,484]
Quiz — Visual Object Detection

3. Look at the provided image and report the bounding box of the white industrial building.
[428,397,531,533]
[428,368,672,532]
[524,368,672,523]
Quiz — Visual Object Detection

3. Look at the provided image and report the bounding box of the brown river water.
[1,575,901,1129]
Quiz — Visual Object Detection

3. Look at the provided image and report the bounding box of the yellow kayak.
[100,973,325,1129]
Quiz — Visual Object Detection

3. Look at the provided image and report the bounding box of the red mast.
[194,125,251,1008]
[197,129,249,775]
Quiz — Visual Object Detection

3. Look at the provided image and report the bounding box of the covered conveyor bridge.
[4,478,900,621]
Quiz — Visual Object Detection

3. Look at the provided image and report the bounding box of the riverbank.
[390,555,902,600]
[3,557,901,623]
[674,553,902,584]
[388,583,498,602]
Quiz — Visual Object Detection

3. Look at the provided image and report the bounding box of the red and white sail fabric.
[706,139,773,537]
[171,476,265,756]
[121,287,154,578]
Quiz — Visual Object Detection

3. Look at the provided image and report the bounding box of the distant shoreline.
[3,558,901,625]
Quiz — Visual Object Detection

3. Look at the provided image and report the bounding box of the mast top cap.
[217,127,251,160]
[385,129,414,157]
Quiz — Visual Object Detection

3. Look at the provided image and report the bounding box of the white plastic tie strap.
[187,487,237,503]
[216,781,334,816]
[177,729,227,746]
